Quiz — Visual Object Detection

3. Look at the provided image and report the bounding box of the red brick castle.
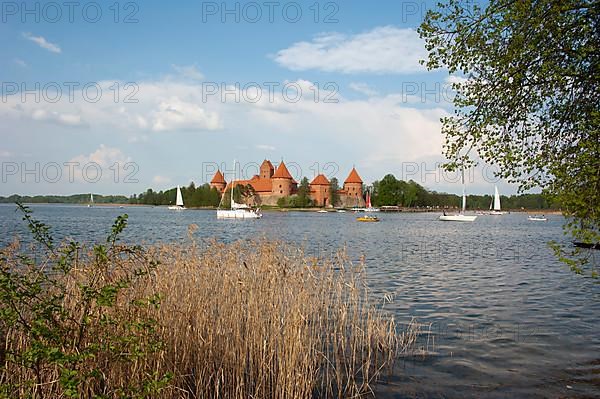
[210,160,366,207]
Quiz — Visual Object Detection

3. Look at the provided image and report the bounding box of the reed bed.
[1,227,418,398]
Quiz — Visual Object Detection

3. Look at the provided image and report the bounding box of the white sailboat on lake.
[87,193,94,208]
[439,170,477,222]
[488,185,506,215]
[216,161,262,219]
[168,185,186,210]
[363,190,380,212]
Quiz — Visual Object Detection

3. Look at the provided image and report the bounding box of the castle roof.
[226,176,273,193]
[248,176,273,192]
[260,159,274,170]
[210,170,226,184]
[310,174,329,185]
[344,167,363,184]
[272,161,293,179]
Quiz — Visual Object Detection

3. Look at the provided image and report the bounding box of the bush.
[0,204,169,398]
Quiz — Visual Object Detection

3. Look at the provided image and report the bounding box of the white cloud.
[71,144,131,168]
[30,109,85,127]
[171,64,204,81]
[151,97,222,132]
[152,175,171,185]
[0,80,223,134]
[22,32,61,54]
[0,73,520,194]
[14,58,28,68]
[349,82,378,96]
[66,145,133,184]
[256,144,276,151]
[274,26,427,74]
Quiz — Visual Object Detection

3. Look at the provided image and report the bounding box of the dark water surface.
[1,204,599,398]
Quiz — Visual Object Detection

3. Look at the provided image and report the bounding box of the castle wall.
[272,178,293,197]
[311,186,330,207]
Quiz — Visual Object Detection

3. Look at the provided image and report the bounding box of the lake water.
[1,204,599,398]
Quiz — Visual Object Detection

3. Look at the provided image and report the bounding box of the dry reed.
[1,234,418,398]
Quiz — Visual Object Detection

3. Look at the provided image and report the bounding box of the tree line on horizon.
[0,175,557,210]
[370,174,558,210]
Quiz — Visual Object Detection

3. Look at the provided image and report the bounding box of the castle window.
[280,190,283,194]
[279,184,282,188]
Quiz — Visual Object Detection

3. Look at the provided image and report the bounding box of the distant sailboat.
[168,185,186,210]
[488,185,506,215]
[363,190,380,212]
[87,193,94,208]
[528,215,547,221]
[439,170,477,222]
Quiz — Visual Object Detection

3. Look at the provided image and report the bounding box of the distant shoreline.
[2,203,563,214]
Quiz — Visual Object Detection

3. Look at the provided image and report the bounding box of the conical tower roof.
[344,167,363,184]
[272,161,293,179]
[210,170,226,184]
[311,174,330,185]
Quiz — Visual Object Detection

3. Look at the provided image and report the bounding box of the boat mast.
[231,159,235,209]
[461,169,466,213]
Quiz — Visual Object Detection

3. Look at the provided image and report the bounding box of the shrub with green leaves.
[0,204,171,398]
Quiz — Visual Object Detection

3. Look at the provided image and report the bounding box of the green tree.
[329,177,340,207]
[419,0,599,272]
[295,177,313,208]
[375,174,401,206]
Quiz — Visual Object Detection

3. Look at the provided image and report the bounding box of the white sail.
[90,193,94,204]
[175,185,184,206]
[169,185,186,210]
[493,185,501,211]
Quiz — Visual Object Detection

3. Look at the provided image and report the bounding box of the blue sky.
[1,0,510,197]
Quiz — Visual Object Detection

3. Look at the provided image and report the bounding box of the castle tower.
[310,174,330,207]
[210,170,227,193]
[272,161,294,196]
[259,159,274,179]
[343,167,365,207]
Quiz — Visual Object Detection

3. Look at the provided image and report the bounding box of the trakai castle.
[209,160,366,207]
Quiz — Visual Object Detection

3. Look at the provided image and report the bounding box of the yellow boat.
[356,215,379,222]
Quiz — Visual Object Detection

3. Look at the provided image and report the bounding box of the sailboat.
[168,185,186,210]
[87,193,94,208]
[488,185,506,215]
[363,190,380,212]
[439,170,477,222]
[216,161,262,219]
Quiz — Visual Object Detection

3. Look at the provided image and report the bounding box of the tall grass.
[1,211,418,398]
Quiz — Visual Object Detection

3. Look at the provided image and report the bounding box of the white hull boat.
[440,214,478,222]
[528,216,547,221]
[216,160,262,219]
[439,170,477,222]
[217,209,262,219]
